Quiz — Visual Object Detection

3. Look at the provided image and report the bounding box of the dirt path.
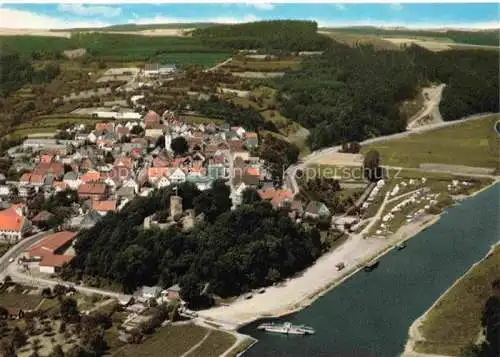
[407,84,445,130]
[179,330,212,357]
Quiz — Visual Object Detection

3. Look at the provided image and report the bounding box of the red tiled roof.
[20,172,46,184]
[27,231,77,258]
[0,206,25,232]
[228,140,244,152]
[80,170,100,183]
[34,162,64,177]
[258,189,293,208]
[246,132,258,138]
[78,183,106,195]
[247,167,259,176]
[153,157,169,167]
[117,127,130,135]
[39,254,73,268]
[40,154,54,164]
[92,200,117,212]
[114,156,133,169]
[148,167,170,179]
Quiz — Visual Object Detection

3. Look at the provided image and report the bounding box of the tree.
[53,284,67,297]
[0,341,15,357]
[63,164,73,174]
[11,326,27,348]
[363,150,383,182]
[171,136,189,156]
[59,297,80,323]
[194,179,232,222]
[241,187,262,205]
[48,344,65,357]
[130,125,144,136]
[41,287,52,298]
[104,151,114,164]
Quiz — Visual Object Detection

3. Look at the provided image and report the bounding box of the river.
[240,183,499,357]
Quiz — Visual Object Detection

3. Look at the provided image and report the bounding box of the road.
[0,230,130,299]
[284,113,497,196]
[0,230,52,275]
[406,84,445,130]
[205,57,233,73]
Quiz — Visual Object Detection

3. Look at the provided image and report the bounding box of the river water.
[240,183,499,357]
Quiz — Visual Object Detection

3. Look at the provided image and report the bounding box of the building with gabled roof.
[25,231,77,274]
[0,204,31,243]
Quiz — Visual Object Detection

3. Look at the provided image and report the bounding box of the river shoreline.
[200,180,499,333]
[403,240,500,357]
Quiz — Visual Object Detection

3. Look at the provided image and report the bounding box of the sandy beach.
[199,214,441,329]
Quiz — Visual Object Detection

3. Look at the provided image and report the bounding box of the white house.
[156,176,171,189]
[144,63,177,77]
[122,178,139,194]
[87,132,97,144]
[63,172,81,190]
[169,168,186,184]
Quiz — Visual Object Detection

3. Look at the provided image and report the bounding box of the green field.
[224,59,301,72]
[415,245,500,355]
[0,292,43,310]
[114,324,208,357]
[153,52,230,69]
[361,116,499,170]
[185,330,236,357]
[0,33,231,64]
[322,31,401,51]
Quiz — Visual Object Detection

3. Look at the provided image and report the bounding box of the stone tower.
[170,195,183,220]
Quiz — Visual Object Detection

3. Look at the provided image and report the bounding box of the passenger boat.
[257,322,315,335]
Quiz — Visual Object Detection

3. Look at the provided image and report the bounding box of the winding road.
[284,112,497,196]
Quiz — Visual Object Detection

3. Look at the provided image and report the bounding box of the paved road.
[284,113,497,196]
[0,230,52,275]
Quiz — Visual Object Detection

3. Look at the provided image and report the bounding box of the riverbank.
[199,180,499,330]
[403,241,500,357]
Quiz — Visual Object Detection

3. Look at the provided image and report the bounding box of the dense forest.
[66,181,322,306]
[274,42,499,149]
[0,54,60,97]
[192,20,332,51]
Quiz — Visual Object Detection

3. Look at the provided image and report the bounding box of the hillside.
[319,26,500,47]
[192,20,332,51]
[272,42,499,150]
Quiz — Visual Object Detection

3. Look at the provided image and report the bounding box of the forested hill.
[192,20,332,51]
[65,181,322,305]
[274,42,499,150]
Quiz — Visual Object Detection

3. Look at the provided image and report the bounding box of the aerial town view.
[0,2,498,357]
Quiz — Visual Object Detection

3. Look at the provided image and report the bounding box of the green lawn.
[415,245,500,355]
[185,330,236,357]
[0,292,43,310]
[361,116,499,170]
[114,324,208,357]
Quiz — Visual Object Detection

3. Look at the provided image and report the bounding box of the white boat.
[257,322,315,335]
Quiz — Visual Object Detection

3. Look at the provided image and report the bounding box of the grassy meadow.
[415,245,500,355]
[361,116,499,170]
